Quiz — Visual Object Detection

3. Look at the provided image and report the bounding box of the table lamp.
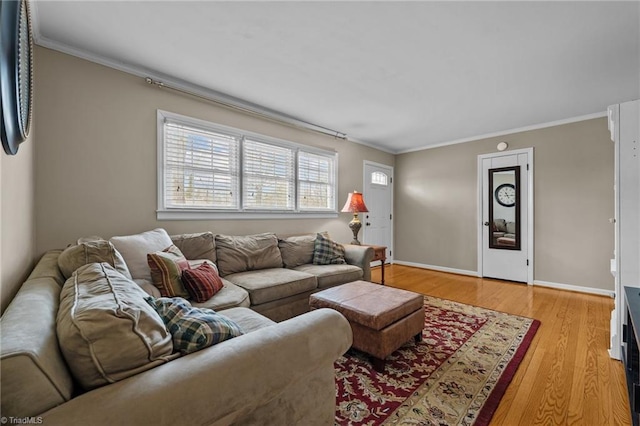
[341,191,369,245]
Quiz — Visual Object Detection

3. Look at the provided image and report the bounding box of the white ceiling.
[32,1,640,153]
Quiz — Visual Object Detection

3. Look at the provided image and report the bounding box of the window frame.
[157,110,339,220]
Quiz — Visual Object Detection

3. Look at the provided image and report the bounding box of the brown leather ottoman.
[309,280,424,371]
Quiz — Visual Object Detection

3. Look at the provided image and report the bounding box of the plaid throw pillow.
[145,297,243,354]
[182,262,224,302]
[313,233,346,265]
[147,245,191,298]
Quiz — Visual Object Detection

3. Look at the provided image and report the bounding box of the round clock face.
[495,183,516,207]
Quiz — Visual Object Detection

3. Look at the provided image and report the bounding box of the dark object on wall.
[1,0,34,155]
[624,286,640,426]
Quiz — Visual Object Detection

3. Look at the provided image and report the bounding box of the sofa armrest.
[41,308,352,426]
[343,244,374,281]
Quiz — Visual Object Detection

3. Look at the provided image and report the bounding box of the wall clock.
[495,183,516,207]
[1,0,34,155]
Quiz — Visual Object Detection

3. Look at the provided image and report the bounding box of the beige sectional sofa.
[0,230,371,424]
[182,232,374,321]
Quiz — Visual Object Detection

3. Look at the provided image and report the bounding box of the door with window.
[479,148,533,283]
[362,162,393,262]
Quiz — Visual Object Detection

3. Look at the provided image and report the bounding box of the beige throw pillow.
[57,263,174,390]
[170,232,217,264]
[110,228,173,281]
[58,240,132,280]
[278,234,316,268]
[215,233,283,276]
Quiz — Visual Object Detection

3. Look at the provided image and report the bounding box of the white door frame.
[477,148,534,284]
[362,160,394,263]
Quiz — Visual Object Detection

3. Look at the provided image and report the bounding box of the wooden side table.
[365,245,387,285]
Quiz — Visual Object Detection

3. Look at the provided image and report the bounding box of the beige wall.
[34,47,394,253]
[395,118,614,291]
[1,131,37,314]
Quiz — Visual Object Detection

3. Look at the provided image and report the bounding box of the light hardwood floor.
[370,264,631,425]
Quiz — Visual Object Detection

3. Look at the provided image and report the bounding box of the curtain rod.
[145,77,347,140]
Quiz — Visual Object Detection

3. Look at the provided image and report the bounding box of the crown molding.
[396,111,608,154]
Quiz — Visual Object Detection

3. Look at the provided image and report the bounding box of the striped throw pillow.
[182,262,224,302]
[147,245,191,298]
[145,297,243,354]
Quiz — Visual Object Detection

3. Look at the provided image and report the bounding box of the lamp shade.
[341,191,369,213]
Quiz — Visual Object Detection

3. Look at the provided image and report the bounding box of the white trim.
[157,210,338,221]
[362,161,395,263]
[477,147,534,284]
[397,112,608,154]
[533,280,615,298]
[349,137,397,154]
[393,260,477,277]
[394,260,615,297]
[158,110,337,156]
[156,110,339,219]
[610,103,622,360]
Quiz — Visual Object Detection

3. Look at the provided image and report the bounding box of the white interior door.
[362,162,393,262]
[479,149,533,283]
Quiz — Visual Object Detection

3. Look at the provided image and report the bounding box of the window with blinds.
[164,121,240,209]
[158,110,338,217]
[243,139,295,210]
[298,151,335,210]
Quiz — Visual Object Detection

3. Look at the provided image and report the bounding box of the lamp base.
[349,214,362,245]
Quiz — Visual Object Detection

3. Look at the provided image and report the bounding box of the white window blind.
[164,121,240,209]
[243,139,295,210]
[298,151,335,210]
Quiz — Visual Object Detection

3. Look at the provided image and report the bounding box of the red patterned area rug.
[334,295,540,426]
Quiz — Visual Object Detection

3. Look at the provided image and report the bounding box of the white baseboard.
[532,280,614,298]
[392,260,615,298]
[393,260,478,277]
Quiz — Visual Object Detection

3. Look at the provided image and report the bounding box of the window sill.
[157,210,339,221]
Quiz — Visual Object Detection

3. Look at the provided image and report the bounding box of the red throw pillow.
[182,262,224,302]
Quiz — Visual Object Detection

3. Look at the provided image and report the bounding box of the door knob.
[484,222,490,226]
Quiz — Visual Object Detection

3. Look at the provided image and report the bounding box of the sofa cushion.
[146,297,243,354]
[225,268,317,305]
[182,262,224,302]
[57,263,174,391]
[278,234,316,268]
[191,278,251,311]
[215,233,283,276]
[0,274,73,418]
[313,233,346,265]
[110,228,173,281]
[171,232,217,263]
[218,307,276,333]
[493,219,507,232]
[506,221,516,234]
[147,244,190,298]
[58,240,131,280]
[294,264,363,289]
[27,249,65,285]
[134,279,162,298]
